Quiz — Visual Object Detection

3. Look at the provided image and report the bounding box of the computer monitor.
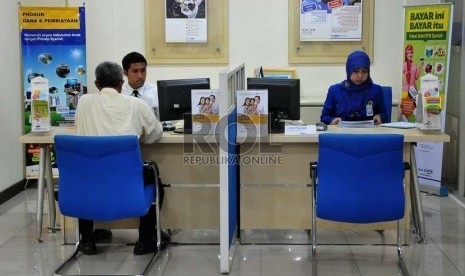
[157,78,210,122]
[246,78,301,121]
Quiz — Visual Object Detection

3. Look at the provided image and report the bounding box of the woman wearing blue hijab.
[320,50,386,125]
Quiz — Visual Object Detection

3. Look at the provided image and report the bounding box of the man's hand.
[373,114,382,125]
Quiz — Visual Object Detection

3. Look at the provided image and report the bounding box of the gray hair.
[94,61,124,88]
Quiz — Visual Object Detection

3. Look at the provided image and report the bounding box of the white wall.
[1,0,440,192]
[0,1,24,192]
[80,0,457,103]
[77,0,407,101]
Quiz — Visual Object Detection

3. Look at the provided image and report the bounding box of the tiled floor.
[0,189,464,276]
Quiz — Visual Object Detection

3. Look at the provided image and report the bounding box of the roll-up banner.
[399,4,453,196]
[19,7,87,178]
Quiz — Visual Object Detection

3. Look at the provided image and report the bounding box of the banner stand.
[399,4,453,196]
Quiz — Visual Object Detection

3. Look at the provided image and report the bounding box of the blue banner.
[20,6,87,178]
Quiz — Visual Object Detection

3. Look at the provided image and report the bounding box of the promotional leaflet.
[191,89,219,134]
[30,77,50,132]
[165,0,207,43]
[236,90,268,137]
[300,0,363,41]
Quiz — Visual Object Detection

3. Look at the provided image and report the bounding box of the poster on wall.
[191,89,219,134]
[19,6,87,178]
[165,0,207,43]
[300,0,363,41]
[399,4,453,195]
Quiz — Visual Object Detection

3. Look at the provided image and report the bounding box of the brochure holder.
[30,77,51,133]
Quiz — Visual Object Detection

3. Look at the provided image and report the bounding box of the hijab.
[340,50,373,92]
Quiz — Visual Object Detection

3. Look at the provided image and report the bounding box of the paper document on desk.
[381,122,417,129]
[339,120,374,128]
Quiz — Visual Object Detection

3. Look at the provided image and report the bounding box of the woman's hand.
[373,114,382,125]
[330,117,341,125]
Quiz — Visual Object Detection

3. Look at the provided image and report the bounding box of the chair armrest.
[403,162,410,179]
[310,161,318,180]
[143,160,160,187]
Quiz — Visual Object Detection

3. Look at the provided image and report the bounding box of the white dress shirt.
[75,87,163,144]
[121,81,159,111]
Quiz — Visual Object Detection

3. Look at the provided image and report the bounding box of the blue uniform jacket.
[320,81,386,124]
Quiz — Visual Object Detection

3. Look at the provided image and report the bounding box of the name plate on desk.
[285,125,316,135]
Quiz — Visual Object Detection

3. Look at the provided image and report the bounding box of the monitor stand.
[172,128,184,134]
[268,112,285,134]
[269,127,285,134]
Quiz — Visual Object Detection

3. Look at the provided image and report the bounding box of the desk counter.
[21,127,449,243]
[19,127,219,144]
[239,126,450,144]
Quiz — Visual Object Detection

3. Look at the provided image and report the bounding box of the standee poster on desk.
[399,4,453,195]
[19,6,87,178]
[191,89,219,134]
[236,90,268,137]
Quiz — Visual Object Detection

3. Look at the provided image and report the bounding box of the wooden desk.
[239,126,449,242]
[140,134,220,230]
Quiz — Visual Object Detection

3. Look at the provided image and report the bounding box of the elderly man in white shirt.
[75,61,164,256]
[120,52,159,119]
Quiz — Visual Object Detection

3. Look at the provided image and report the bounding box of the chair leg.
[311,198,317,255]
[137,162,163,276]
[55,212,161,276]
[54,219,80,276]
[397,219,410,276]
[397,219,404,260]
[155,180,162,252]
[148,161,162,252]
[54,248,80,276]
[310,163,318,255]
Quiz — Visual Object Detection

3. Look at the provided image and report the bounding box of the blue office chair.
[53,135,161,276]
[382,86,392,123]
[310,134,407,265]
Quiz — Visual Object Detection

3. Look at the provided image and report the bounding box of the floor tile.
[0,189,465,275]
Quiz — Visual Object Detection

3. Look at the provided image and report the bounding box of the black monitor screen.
[246,78,300,120]
[157,78,210,121]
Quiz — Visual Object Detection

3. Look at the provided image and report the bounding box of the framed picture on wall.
[253,67,297,79]
[145,0,228,64]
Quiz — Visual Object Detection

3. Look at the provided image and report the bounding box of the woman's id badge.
[366,101,373,117]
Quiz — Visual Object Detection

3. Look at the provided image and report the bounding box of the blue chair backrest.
[382,86,392,123]
[317,133,405,223]
[54,135,152,221]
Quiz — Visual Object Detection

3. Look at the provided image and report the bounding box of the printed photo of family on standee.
[191,90,219,135]
[237,90,268,116]
[239,95,267,115]
[236,90,269,137]
[193,94,219,115]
